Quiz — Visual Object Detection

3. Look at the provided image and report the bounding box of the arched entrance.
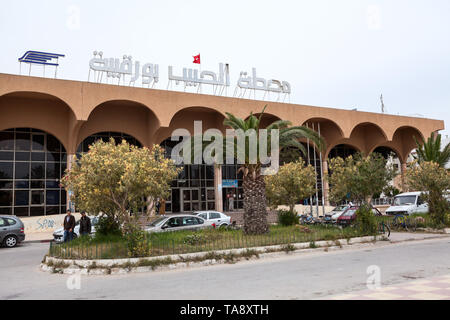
[76,131,142,157]
[0,128,67,216]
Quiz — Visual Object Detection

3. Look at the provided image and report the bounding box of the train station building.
[0,73,445,217]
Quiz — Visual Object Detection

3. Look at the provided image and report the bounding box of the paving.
[329,274,450,300]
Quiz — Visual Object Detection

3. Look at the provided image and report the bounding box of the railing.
[48,227,364,260]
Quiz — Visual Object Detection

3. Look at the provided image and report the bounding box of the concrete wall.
[21,213,81,234]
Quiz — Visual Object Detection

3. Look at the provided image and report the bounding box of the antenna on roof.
[380,94,386,113]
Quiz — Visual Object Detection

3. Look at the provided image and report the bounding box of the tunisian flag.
[193,54,201,64]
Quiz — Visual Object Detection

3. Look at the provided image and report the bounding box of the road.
[0,237,449,300]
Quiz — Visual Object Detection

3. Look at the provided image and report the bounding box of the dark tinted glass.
[15,190,29,206]
[16,133,31,151]
[0,162,13,179]
[0,190,13,206]
[15,162,30,179]
[0,132,14,150]
[32,135,45,151]
[31,163,45,179]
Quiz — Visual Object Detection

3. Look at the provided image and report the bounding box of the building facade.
[0,73,445,216]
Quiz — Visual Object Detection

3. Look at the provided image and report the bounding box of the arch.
[326,142,362,159]
[369,143,404,164]
[392,126,424,161]
[302,118,345,152]
[76,131,143,154]
[0,92,78,152]
[349,122,388,155]
[246,112,282,129]
[77,100,160,149]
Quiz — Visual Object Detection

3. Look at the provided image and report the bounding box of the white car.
[325,205,350,222]
[194,211,232,228]
[53,216,98,243]
[144,214,213,233]
[385,192,429,216]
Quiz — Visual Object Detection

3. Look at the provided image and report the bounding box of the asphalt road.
[1,237,449,300]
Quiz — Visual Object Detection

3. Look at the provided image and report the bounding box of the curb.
[40,235,386,275]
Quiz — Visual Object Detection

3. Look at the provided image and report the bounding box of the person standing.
[63,210,76,242]
[79,211,91,236]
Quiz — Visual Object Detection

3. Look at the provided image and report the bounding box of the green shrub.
[183,234,206,246]
[124,223,150,257]
[95,215,122,237]
[278,209,298,226]
[356,204,377,235]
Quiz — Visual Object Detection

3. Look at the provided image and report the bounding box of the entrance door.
[180,188,200,212]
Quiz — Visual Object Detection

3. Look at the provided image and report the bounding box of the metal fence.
[48,227,361,260]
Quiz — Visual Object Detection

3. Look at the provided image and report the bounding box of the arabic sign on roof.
[18,51,65,66]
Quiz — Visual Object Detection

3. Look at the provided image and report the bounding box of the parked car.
[385,192,428,216]
[0,215,25,248]
[53,216,99,243]
[337,206,382,226]
[194,211,231,228]
[144,214,213,233]
[325,205,350,222]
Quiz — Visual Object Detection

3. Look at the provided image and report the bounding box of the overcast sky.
[1,0,449,136]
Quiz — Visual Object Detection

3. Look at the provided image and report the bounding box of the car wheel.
[3,235,18,248]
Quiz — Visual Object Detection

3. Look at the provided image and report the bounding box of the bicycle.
[391,214,416,232]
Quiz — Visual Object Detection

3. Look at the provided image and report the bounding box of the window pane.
[30,207,44,216]
[46,206,59,215]
[31,190,44,205]
[46,135,60,152]
[31,181,45,189]
[15,190,29,206]
[0,152,14,161]
[15,152,30,161]
[0,207,12,215]
[15,181,29,189]
[0,162,13,179]
[16,133,31,151]
[0,181,13,189]
[0,190,13,206]
[46,162,60,179]
[32,135,45,151]
[15,162,30,179]
[31,162,45,179]
[0,132,14,150]
[14,207,29,216]
[46,190,59,205]
[31,152,45,161]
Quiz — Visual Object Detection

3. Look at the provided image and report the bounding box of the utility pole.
[380,94,386,113]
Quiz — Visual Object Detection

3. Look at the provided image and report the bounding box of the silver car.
[194,211,232,228]
[0,215,25,248]
[144,214,213,233]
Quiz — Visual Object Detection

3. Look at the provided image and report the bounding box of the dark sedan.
[337,206,382,226]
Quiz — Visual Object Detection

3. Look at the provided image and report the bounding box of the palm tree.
[223,107,325,234]
[414,134,450,168]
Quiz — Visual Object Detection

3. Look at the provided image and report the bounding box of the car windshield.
[147,217,166,227]
[343,209,357,217]
[394,196,416,206]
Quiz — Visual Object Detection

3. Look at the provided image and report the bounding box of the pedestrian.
[63,210,76,242]
[79,211,91,236]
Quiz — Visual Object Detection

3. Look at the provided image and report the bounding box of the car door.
[163,217,184,232]
[181,216,204,231]
[416,196,428,214]
[0,218,8,242]
[209,211,223,226]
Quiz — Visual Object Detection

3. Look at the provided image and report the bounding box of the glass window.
[0,218,5,226]
[0,152,14,161]
[46,162,60,179]
[32,135,45,151]
[6,218,16,226]
[46,190,59,205]
[31,190,44,205]
[46,135,60,152]
[0,162,13,179]
[31,152,45,161]
[15,152,30,161]
[16,133,31,151]
[31,163,45,179]
[210,212,221,219]
[15,162,30,179]
[30,207,44,216]
[0,190,13,206]
[0,181,13,189]
[14,207,28,216]
[15,190,29,206]
[0,132,14,150]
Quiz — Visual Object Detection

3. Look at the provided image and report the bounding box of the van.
[385,191,428,216]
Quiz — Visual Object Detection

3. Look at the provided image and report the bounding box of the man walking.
[63,210,76,242]
[79,211,91,236]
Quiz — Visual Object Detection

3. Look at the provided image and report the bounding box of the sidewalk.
[24,232,53,243]
[329,274,450,300]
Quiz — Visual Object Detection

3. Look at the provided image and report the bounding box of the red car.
[337,206,382,226]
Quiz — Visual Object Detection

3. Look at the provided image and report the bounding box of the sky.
[1,0,449,136]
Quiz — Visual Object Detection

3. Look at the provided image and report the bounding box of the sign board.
[222,179,238,188]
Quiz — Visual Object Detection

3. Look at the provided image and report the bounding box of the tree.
[406,161,450,225]
[222,107,325,234]
[265,159,316,212]
[61,139,181,230]
[414,133,450,168]
[328,152,396,205]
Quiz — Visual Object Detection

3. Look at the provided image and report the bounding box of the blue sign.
[18,51,65,66]
[223,179,238,188]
